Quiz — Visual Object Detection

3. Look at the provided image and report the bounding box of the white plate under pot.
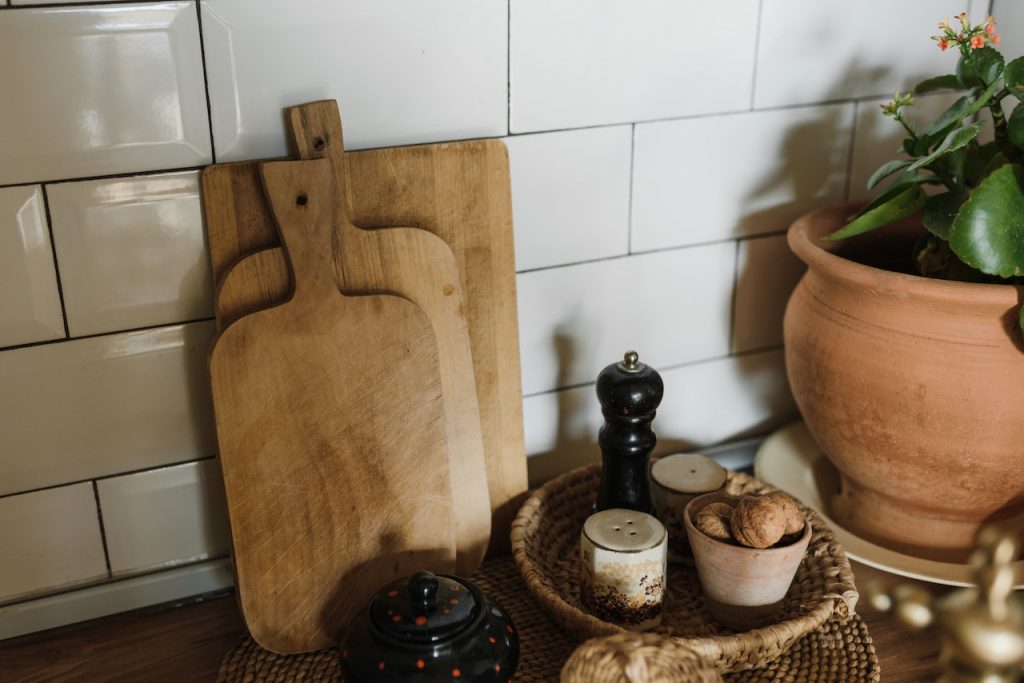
[754,422,1024,588]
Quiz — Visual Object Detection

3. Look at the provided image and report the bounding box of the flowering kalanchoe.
[932,12,999,53]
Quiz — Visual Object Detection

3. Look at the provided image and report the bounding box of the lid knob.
[408,571,438,614]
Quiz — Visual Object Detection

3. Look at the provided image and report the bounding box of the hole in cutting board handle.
[296,193,308,207]
[312,136,326,151]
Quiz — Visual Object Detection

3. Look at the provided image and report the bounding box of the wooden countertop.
[0,561,941,682]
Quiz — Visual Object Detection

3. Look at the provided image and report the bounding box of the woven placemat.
[218,558,878,682]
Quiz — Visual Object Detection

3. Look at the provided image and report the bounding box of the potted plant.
[784,13,1024,562]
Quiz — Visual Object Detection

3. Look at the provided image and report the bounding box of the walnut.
[694,502,735,542]
[765,491,805,536]
[730,494,788,549]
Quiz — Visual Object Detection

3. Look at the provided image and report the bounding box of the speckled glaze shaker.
[650,453,728,562]
[580,509,667,630]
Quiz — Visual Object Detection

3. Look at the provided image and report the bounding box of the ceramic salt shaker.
[594,350,664,514]
[650,453,728,562]
[580,508,667,630]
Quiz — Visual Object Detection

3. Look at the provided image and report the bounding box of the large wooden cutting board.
[210,158,456,654]
[202,102,527,554]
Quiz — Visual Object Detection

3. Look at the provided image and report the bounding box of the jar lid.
[583,509,666,552]
[369,571,478,644]
[651,453,727,494]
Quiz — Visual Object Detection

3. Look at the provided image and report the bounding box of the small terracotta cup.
[683,491,811,631]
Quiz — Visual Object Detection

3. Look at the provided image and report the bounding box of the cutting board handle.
[260,159,337,302]
[289,101,349,199]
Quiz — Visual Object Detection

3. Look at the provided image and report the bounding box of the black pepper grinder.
[594,350,664,514]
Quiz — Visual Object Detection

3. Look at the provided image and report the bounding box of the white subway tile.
[755,0,966,109]
[733,235,805,353]
[97,460,230,576]
[0,186,64,348]
[0,484,107,602]
[992,1,1024,60]
[631,104,853,251]
[510,0,759,132]
[201,0,507,162]
[0,3,211,185]
[523,349,796,484]
[506,127,632,272]
[47,172,213,337]
[0,322,217,496]
[848,93,963,201]
[516,243,735,397]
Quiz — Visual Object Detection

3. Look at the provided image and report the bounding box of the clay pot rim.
[683,492,811,554]
[789,203,1019,306]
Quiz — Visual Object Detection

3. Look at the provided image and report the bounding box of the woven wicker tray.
[511,464,859,673]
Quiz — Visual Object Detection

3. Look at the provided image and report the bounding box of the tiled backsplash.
[0,0,1006,632]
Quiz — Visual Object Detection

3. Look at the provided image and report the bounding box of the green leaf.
[1019,302,1024,338]
[949,164,1024,277]
[964,141,1001,186]
[1009,103,1024,151]
[1005,56,1024,97]
[866,159,912,190]
[827,184,927,240]
[921,191,968,240]
[957,46,1005,88]
[907,121,986,173]
[919,96,972,141]
[915,74,965,94]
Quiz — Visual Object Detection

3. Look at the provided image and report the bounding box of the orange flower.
[986,23,996,35]
[938,38,949,50]
[971,35,985,48]
[993,34,1001,44]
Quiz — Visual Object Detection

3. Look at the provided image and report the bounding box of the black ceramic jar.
[340,571,518,682]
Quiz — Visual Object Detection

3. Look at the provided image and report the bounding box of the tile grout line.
[515,227,789,275]
[842,100,860,202]
[728,239,742,353]
[92,481,114,578]
[0,315,215,354]
[39,186,70,339]
[748,0,765,110]
[193,0,217,164]
[626,123,636,254]
[0,165,207,193]
[0,455,218,502]
[506,0,512,136]
[521,343,785,399]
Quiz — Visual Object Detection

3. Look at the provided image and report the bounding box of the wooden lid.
[583,509,665,552]
[651,453,727,494]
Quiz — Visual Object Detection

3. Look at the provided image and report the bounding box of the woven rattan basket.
[511,464,859,673]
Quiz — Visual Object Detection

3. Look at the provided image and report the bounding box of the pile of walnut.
[694,492,805,549]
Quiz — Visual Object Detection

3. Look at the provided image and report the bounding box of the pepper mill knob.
[594,350,664,514]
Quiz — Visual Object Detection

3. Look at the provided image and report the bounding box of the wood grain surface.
[202,100,526,556]
[210,159,456,653]
[211,101,492,572]
[0,562,943,682]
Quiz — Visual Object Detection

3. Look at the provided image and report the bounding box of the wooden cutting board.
[210,158,456,654]
[214,103,490,572]
[202,101,527,554]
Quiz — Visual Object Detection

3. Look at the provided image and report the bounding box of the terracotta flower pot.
[684,492,811,631]
[784,204,1024,562]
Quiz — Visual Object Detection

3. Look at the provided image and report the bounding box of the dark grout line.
[749,0,765,110]
[515,228,789,276]
[505,0,512,136]
[843,100,860,202]
[626,123,636,254]
[0,455,217,502]
[0,315,215,354]
[92,482,113,578]
[5,0,179,9]
[728,239,742,353]
[0,165,207,193]
[39,186,70,340]
[0,554,232,610]
[193,0,217,164]
[522,344,785,399]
